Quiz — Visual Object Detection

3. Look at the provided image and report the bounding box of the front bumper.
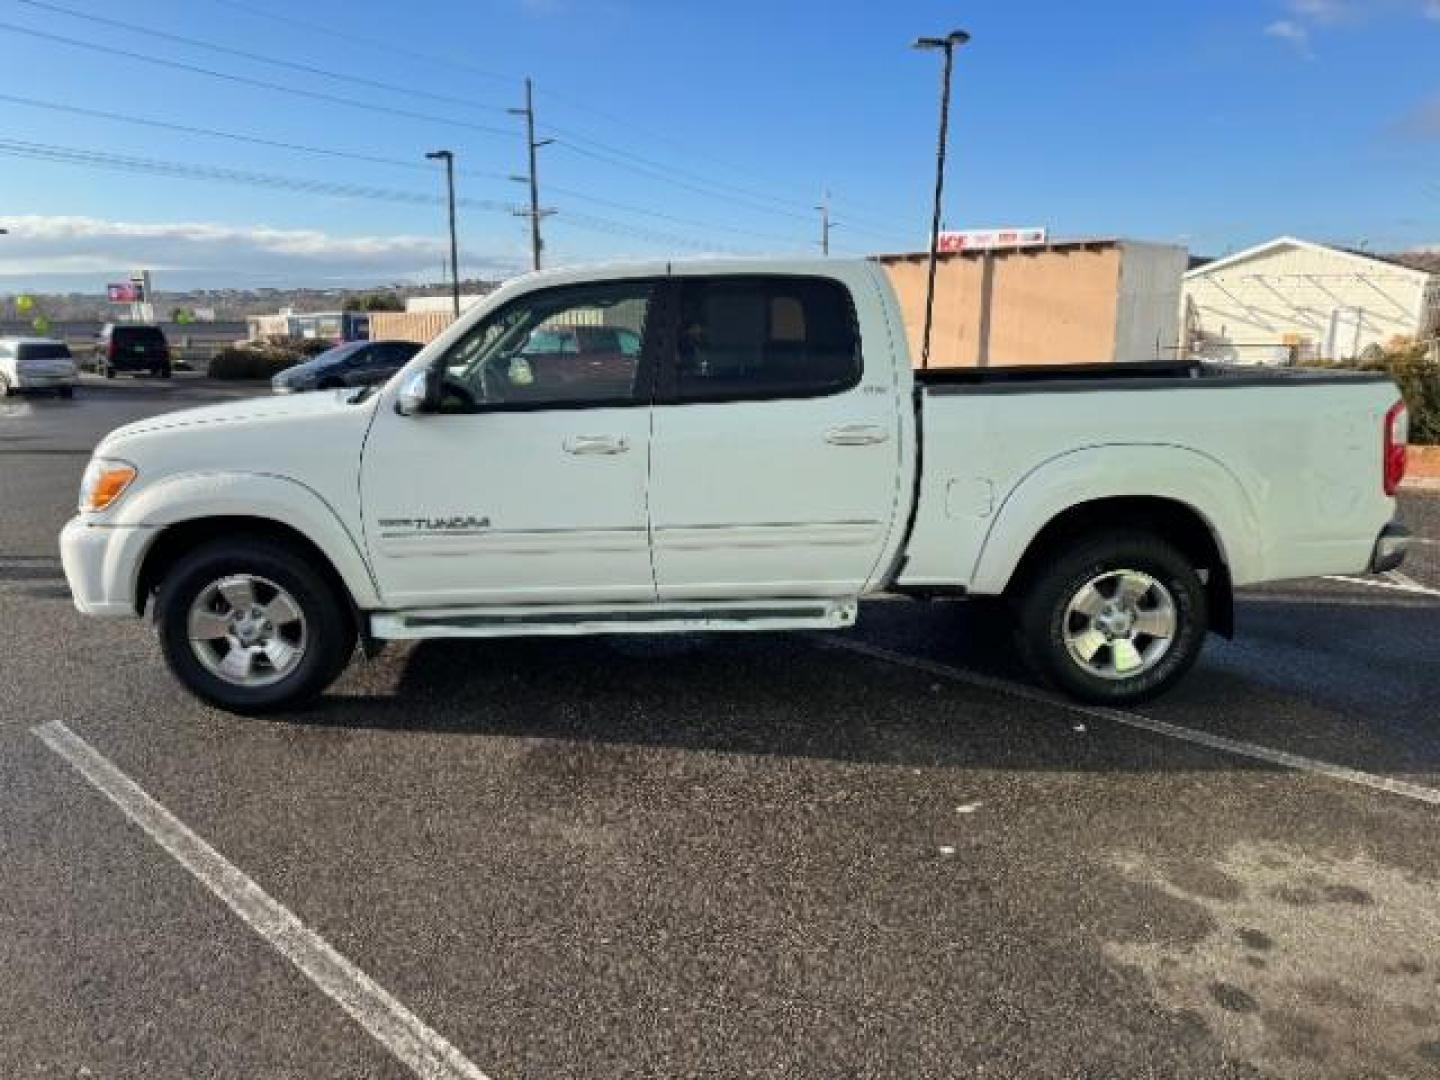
[1369,521,1410,574]
[59,516,156,617]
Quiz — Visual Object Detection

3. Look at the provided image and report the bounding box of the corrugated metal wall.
[369,311,457,344]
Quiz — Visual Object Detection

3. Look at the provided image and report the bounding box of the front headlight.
[78,458,138,512]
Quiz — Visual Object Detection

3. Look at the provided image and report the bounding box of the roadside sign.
[107,283,139,303]
[938,227,1048,253]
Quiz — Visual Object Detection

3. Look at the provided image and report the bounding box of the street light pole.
[426,149,460,318]
[913,29,969,370]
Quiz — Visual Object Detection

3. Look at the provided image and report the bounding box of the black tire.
[155,537,355,715]
[317,377,343,391]
[1014,530,1207,705]
[58,385,74,399]
[102,364,115,379]
[158,365,173,379]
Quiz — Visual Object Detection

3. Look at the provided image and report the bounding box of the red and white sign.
[937,227,1048,253]
[107,283,139,302]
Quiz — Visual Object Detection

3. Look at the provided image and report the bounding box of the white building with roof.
[1182,237,1440,363]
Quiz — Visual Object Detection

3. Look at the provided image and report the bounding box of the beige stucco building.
[1181,237,1440,363]
[874,239,1187,368]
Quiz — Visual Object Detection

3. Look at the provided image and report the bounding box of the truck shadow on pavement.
[285,593,1440,775]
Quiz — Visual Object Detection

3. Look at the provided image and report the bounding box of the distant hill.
[0,280,504,322]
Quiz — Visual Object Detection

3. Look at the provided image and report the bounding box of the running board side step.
[370,598,859,640]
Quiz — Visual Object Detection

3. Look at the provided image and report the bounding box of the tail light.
[106,341,117,359]
[1383,399,1408,497]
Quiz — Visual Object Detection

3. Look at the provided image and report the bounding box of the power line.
[0,92,810,247]
[0,19,901,244]
[0,137,511,210]
[544,123,906,239]
[0,15,913,245]
[0,138,755,254]
[0,91,509,181]
[15,0,511,116]
[204,0,516,87]
[195,0,909,234]
[0,21,517,140]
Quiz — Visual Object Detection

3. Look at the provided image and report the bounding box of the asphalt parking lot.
[3,378,1439,1080]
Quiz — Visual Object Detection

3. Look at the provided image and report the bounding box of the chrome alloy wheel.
[187,574,308,687]
[1061,569,1177,680]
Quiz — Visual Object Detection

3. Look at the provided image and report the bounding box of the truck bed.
[900,359,1401,595]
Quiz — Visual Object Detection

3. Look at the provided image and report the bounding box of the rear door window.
[663,276,860,403]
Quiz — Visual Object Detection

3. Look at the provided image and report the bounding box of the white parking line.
[820,638,1440,808]
[1323,573,1440,599]
[32,720,493,1080]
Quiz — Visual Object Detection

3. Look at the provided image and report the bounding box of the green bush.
[209,344,304,380]
[1349,340,1440,446]
[208,338,339,380]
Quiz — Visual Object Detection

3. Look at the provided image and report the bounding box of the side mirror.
[395,368,433,416]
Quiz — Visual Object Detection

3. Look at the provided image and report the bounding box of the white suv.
[0,337,78,397]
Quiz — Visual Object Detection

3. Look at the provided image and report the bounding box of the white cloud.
[1265,18,1315,54]
[1265,0,1440,52]
[0,215,519,290]
[1288,0,1351,21]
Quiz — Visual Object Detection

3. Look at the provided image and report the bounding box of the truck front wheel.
[1015,531,1208,705]
[155,537,355,714]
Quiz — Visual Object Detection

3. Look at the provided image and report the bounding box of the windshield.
[312,342,367,365]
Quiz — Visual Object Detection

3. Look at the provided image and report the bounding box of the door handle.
[564,434,630,455]
[824,424,890,447]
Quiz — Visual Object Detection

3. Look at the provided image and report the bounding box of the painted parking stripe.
[32,721,493,1080]
[819,638,1440,808]
[1323,573,1440,599]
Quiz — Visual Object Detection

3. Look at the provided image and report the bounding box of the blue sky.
[0,0,1437,290]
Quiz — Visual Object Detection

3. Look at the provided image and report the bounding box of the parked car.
[94,324,171,379]
[271,340,423,394]
[0,337,78,397]
[60,258,1410,714]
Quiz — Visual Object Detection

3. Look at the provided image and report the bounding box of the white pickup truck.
[60,258,1411,714]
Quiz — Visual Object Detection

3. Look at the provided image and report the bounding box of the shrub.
[209,341,316,380]
[1349,339,1440,446]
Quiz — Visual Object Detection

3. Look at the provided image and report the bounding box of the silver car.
[0,337,79,398]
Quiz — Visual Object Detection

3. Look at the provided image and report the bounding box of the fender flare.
[113,471,382,609]
[968,444,1264,594]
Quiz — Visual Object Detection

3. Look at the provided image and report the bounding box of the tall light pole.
[913,29,969,370]
[426,149,460,318]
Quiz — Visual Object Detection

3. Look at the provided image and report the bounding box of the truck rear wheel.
[155,537,355,715]
[1014,531,1207,705]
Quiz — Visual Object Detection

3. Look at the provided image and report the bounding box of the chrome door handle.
[564,434,630,455]
[824,424,890,446]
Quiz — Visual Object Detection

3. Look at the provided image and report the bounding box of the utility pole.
[509,77,555,272]
[425,149,460,317]
[815,188,833,256]
[913,29,970,370]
